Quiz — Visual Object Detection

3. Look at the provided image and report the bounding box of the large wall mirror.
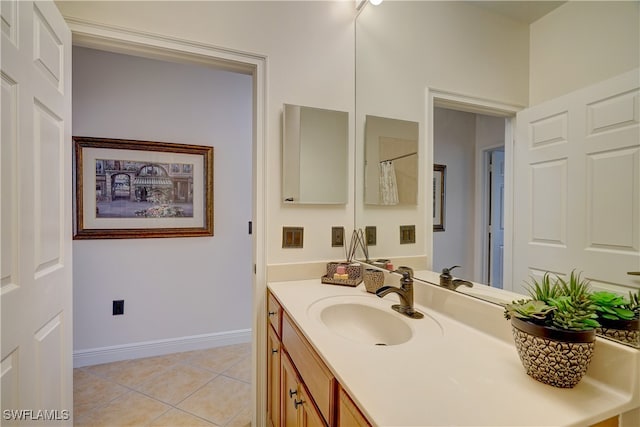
[282,104,348,204]
[354,1,640,348]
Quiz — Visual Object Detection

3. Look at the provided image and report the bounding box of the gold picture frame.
[74,136,213,239]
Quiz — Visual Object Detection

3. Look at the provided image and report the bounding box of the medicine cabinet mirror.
[364,115,418,206]
[282,104,348,204]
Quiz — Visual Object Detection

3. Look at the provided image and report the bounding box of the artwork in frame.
[74,136,213,239]
[433,164,446,232]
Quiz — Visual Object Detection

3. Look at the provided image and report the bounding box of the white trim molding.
[73,329,252,368]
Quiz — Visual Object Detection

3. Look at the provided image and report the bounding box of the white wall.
[355,1,529,264]
[57,1,356,268]
[72,47,253,352]
[529,1,639,104]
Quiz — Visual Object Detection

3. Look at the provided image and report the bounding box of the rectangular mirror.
[282,104,348,204]
[364,115,418,205]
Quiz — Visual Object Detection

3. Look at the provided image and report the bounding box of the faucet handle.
[442,265,460,275]
[396,266,414,279]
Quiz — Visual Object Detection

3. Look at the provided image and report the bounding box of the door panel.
[514,69,640,295]
[1,0,72,422]
[489,149,504,288]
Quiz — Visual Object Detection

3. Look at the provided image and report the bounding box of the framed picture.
[433,164,446,231]
[74,136,213,239]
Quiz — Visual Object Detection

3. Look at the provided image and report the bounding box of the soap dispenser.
[440,265,460,288]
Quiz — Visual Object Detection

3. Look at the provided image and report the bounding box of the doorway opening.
[483,146,505,288]
[68,21,267,423]
[427,89,520,290]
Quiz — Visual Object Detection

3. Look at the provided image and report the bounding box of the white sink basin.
[319,302,413,346]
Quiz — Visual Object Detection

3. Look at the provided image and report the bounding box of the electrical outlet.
[331,226,344,247]
[113,300,124,315]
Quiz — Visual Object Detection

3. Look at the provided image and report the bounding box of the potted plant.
[590,290,640,347]
[504,271,600,388]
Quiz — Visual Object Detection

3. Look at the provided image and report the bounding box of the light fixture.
[356,0,383,11]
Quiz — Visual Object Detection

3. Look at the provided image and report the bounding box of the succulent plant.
[524,272,562,303]
[505,270,601,331]
[548,295,600,331]
[590,291,636,321]
[504,299,555,323]
[626,290,640,318]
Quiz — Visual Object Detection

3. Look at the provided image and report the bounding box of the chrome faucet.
[375,267,424,319]
[439,266,474,290]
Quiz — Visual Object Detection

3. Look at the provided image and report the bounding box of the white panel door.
[1,0,72,424]
[513,69,640,295]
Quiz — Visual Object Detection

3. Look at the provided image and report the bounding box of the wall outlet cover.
[400,225,416,244]
[282,227,304,248]
[331,226,345,247]
[365,226,376,246]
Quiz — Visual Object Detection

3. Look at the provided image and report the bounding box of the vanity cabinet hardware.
[271,348,278,354]
[294,398,305,409]
[268,311,276,316]
[289,389,298,398]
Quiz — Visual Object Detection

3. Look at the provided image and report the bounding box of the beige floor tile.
[226,405,252,427]
[73,369,128,408]
[85,355,177,388]
[177,376,251,425]
[188,344,250,374]
[148,408,218,427]
[223,355,251,383]
[137,364,216,405]
[85,391,170,427]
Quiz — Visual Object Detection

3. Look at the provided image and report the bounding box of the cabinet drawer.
[267,292,282,336]
[282,312,335,425]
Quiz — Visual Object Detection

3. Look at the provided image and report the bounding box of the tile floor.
[73,343,252,427]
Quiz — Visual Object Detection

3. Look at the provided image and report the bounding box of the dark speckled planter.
[511,317,596,388]
[596,318,640,348]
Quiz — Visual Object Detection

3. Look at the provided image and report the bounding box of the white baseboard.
[73,329,252,368]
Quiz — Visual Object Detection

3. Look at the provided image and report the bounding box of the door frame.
[64,17,268,424]
[426,88,521,290]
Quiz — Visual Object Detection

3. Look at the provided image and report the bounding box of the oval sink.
[319,302,413,346]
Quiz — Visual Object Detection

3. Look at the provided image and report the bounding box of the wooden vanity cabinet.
[268,290,372,427]
[281,351,325,427]
[338,387,371,427]
[267,293,282,427]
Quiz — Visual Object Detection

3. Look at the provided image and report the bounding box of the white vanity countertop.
[268,279,639,427]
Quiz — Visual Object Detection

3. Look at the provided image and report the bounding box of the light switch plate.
[365,226,376,246]
[282,227,304,248]
[400,225,415,244]
[331,227,345,247]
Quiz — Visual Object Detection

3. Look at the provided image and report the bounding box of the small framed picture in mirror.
[433,164,446,231]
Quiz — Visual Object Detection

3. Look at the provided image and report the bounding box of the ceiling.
[472,1,566,24]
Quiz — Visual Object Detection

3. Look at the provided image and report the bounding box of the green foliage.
[524,273,562,303]
[504,299,555,322]
[590,291,636,321]
[548,296,600,331]
[505,270,601,331]
[625,290,640,318]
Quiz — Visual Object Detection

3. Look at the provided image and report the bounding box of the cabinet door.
[267,327,281,427]
[281,353,300,427]
[338,387,371,426]
[299,386,325,427]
